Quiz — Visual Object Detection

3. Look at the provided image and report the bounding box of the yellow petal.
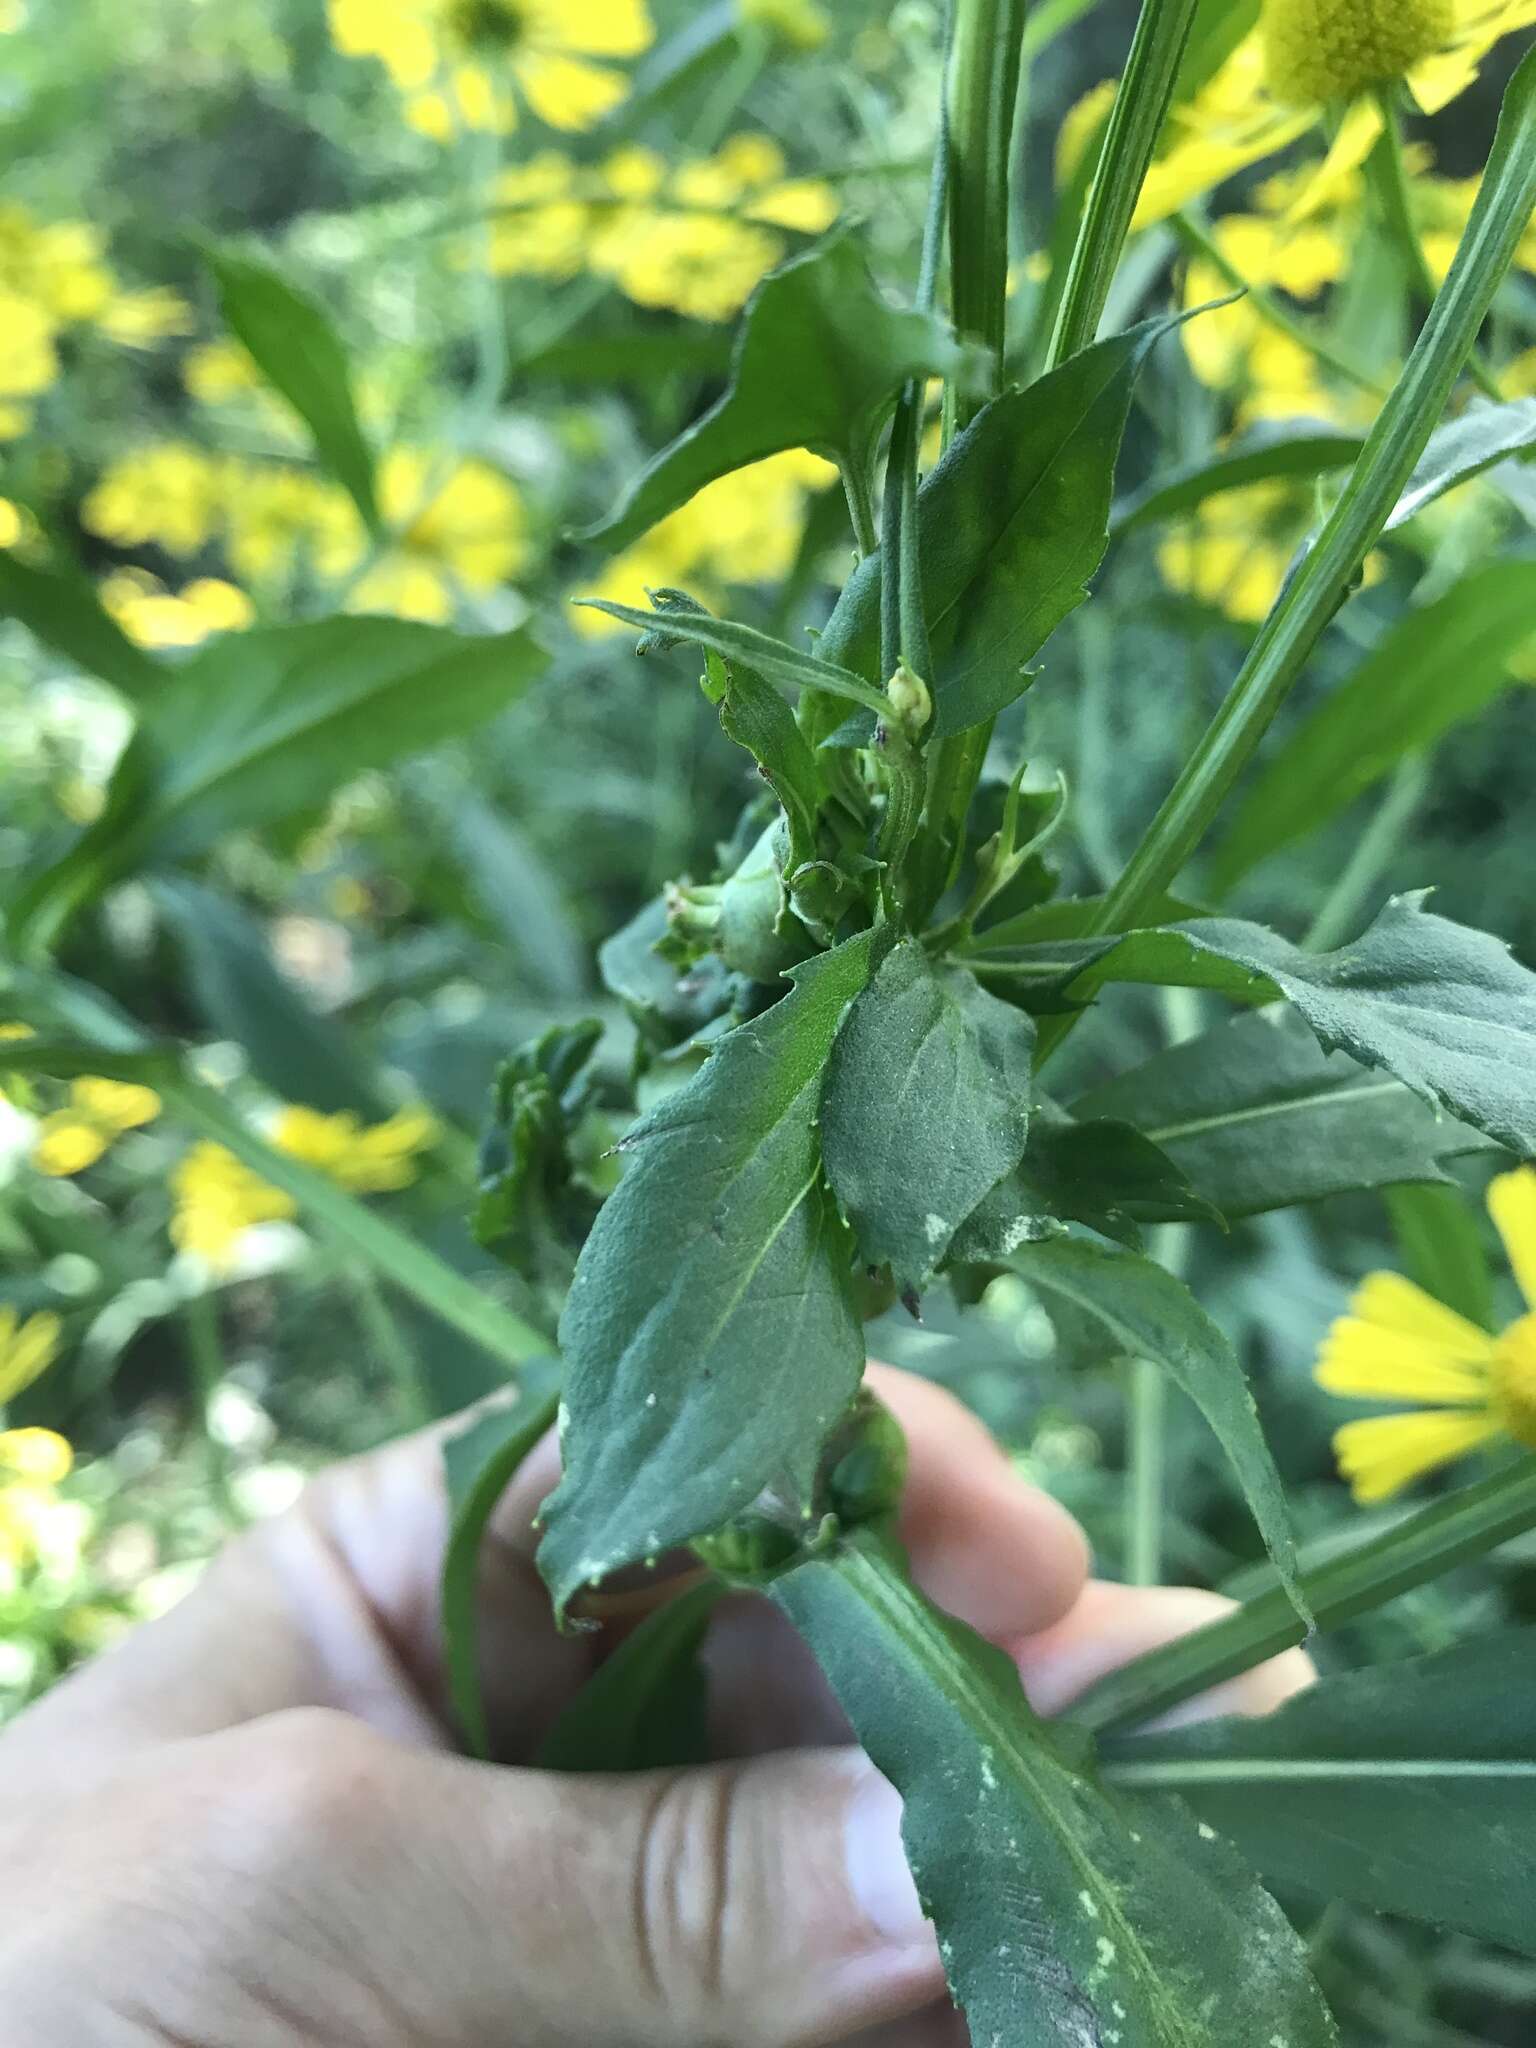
[1333,1409,1501,1504]
[541,0,653,59]
[1488,1166,1536,1313]
[69,1075,161,1134]
[31,1114,111,1178]
[1284,100,1384,222]
[516,51,628,130]
[1348,1270,1494,1355]
[0,1310,62,1404]
[1316,1315,1492,1403]
[0,1426,73,1485]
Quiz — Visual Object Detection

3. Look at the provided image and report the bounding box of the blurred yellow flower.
[82,444,228,554]
[1318,1167,1536,1503]
[0,1427,76,1572]
[739,0,831,48]
[0,1308,62,1405]
[31,1076,162,1178]
[223,465,362,584]
[170,1141,299,1268]
[171,1107,437,1268]
[1131,1,1536,228]
[348,451,528,620]
[183,338,263,403]
[1157,481,1306,624]
[0,494,25,547]
[0,288,59,439]
[271,1105,439,1192]
[328,0,654,139]
[95,286,195,346]
[0,1428,72,1485]
[487,135,838,322]
[577,449,838,636]
[1180,205,1353,428]
[100,569,256,650]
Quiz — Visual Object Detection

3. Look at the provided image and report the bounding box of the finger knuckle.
[632,1764,752,2023]
[239,1708,393,1858]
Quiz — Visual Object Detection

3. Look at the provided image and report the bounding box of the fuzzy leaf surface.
[1008,1237,1304,1614]
[583,230,964,553]
[822,940,1036,1287]
[1107,1630,1536,1955]
[776,1536,1337,2048]
[538,934,874,1615]
[1074,1008,1499,1219]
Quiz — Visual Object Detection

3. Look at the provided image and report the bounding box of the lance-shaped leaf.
[817,319,1182,736]
[775,1535,1338,2048]
[538,933,875,1617]
[9,618,546,952]
[207,248,380,531]
[442,1362,563,1760]
[953,1110,1221,1258]
[702,649,824,877]
[1385,396,1536,530]
[583,229,966,554]
[1074,1008,1500,1220]
[822,940,1036,1288]
[1008,1236,1305,1614]
[1106,1630,1536,1956]
[987,896,1536,1156]
[1210,561,1536,888]
[576,597,889,718]
[1112,427,1362,538]
[537,1578,725,1774]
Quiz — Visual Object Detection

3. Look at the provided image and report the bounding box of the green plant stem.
[1047,0,1200,370]
[1169,210,1388,398]
[840,459,880,559]
[1071,1456,1536,1736]
[1036,49,1536,1068]
[1371,86,1504,404]
[184,1287,236,1520]
[1302,754,1428,951]
[348,1255,431,1429]
[1126,1357,1168,1586]
[945,0,1028,420]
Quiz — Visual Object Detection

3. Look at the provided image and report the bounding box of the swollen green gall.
[1262,0,1453,105]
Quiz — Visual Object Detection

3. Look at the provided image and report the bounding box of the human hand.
[0,1364,1310,2046]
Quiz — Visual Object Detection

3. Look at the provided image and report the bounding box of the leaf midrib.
[1108,1758,1536,1788]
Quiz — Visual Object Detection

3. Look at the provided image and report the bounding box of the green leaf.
[1002,896,1536,1155]
[1007,1236,1306,1616]
[207,248,380,531]
[954,1111,1222,1257]
[0,551,166,699]
[1386,1182,1494,1332]
[1073,1008,1500,1220]
[537,1578,725,1774]
[441,1361,562,1760]
[9,618,546,954]
[819,320,1181,735]
[575,598,888,718]
[598,896,730,1045]
[152,877,386,1118]
[537,932,875,1618]
[1111,428,1362,538]
[822,939,1036,1288]
[1210,561,1536,887]
[581,228,965,554]
[1106,1630,1536,1956]
[1387,395,1536,528]
[706,652,824,878]
[775,1534,1337,2048]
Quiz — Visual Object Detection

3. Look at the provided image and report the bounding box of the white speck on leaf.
[924,1212,948,1244]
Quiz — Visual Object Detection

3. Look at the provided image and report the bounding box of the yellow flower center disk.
[1491,1314,1536,1449]
[1261,0,1453,105]
[449,0,527,52]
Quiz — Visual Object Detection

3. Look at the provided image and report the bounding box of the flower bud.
[1262,0,1453,106]
[885,661,932,735]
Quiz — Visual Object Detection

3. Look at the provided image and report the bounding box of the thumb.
[395,1743,943,2048]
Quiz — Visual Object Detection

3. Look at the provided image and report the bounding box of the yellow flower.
[170,1141,298,1269]
[576,449,838,635]
[348,451,528,621]
[82,444,227,555]
[1317,1166,1536,1502]
[223,465,364,584]
[485,136,838,320]
[0,1308,61,1405]
[328,0,654,139]
[1157,481,1307,624]
[100,570,255,650]
[0,287,59,439]
[270,1105,438,1193]
[739,0,831,48]
[1132,1,1536,228]
[0,495,21,547]
[31,1075,162,1178]
[0,1428,72,1485]
[95,286,195,346]
[0,1427,77,1573]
